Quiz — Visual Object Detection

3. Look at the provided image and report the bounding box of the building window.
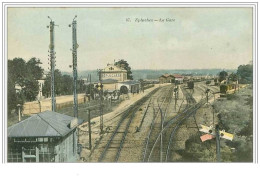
[38,144,55,162]
[22,145,37,162]
[8,147,22,162]
[38,138,43,142]
[23,146,36,156]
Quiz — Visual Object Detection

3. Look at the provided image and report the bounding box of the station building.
[102,78,118,92]
[7,111,84,162]
[101,64,127,82]
[98,63,140,94]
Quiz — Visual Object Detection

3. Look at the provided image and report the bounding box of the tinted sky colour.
[8,7,253,72]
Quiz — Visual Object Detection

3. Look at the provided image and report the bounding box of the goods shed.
[8,111,84,162]
[159,74,175,84]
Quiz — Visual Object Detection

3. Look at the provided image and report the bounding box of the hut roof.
[8,111,83,138]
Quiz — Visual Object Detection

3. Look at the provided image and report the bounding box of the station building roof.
[8,111,84,138]
[159,74,184,78]
[172,74,184,78]
[102,79,118,84]
[160,74,175,78]
[101,64,127,73]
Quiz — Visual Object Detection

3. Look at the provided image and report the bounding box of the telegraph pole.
[205,89,210,104]
[89,74,92,101]
[174,87,178,111]
[215,125,221,162]
[97,69,104,133]
[69,15,79,118]
[237,76,240,92]
[160,108,163,162]
[88,109,92,150]
[47,16,57,112]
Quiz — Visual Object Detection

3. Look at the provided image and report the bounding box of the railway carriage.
[187,81,194,89]
[118,80,140,94]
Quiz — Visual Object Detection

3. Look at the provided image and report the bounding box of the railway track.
[142,86,174,162]
[93,83,213,162]
[163,83,219,161]
[97,86,170,162]
[144,85,206,162]
[164,99,205,161]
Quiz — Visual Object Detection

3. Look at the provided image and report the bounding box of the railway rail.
[142,86,174,162]
[144,85,206,162]
[97,86,170,162]
[91,82,216,162]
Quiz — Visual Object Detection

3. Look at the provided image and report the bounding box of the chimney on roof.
[69,118,78,128]
[17,104,21,122]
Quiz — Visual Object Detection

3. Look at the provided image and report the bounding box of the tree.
[26,58,44,80]
[78,79,87,93]
[62,74,73,95]
[228,73,238,82]
[42,73,51,98]
[8,58,27,84]
[86,83,95,99]
[22,78,39,101]
[213,88,253,162]
[237,64,253,84]
[114,59,133,80]
[54,69,63,95]
[7,77,18,115]
[8,57,44,115]
[42,70,87,96]
[42,69,64,96]
[218,71,228,83]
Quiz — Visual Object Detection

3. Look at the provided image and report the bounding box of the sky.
[8,7,253,72]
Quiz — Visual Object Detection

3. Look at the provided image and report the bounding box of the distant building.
[159,74,175,84]
[172,74,184,84]
[15,83,22,93]
[36,73,47,100]
[37,79,45,100]
[159,75,167,84]
[8,111,84,162]
[101,64,127,82]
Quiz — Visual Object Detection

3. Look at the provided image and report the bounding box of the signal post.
[96,78,104,134]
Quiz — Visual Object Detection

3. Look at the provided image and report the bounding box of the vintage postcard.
[2,3,257,165]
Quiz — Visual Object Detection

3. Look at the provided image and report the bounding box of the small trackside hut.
[7,111,84,162]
